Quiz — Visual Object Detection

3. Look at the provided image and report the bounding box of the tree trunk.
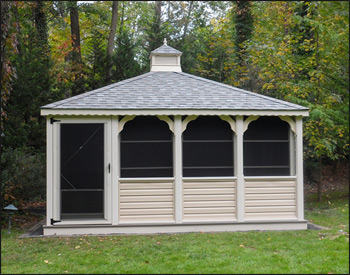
[119,1,125,32]
[317,159,322,202]
[182,1,193,44]
[156,1,162,19]
[107,1,118,57]
[69,1,81,64]
[106,1,119,82]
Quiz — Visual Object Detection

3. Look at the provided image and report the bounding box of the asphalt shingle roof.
[151,44,182,55]
[41,71,308,111]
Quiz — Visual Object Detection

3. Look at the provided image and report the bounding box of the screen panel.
[183,116,234,177]
[120,116,173,178]
[60,123,104,219]
[243,117,290,176]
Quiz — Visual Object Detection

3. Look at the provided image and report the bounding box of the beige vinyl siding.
[119,180,174,222]
[183,180,236,221]
[244,178,297,220]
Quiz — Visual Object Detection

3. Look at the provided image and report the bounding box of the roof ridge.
[42,72,154,108]
[175,72,307,110]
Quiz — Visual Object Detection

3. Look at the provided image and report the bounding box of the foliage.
[1,191,349,274]
[1,1,19,133]
[247,1,349,162]
[1,147,46,208]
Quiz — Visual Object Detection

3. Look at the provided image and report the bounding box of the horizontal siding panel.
[245,200,295,207]
[244,179,297,220]
[119,215,174,222]
[245,206,296,213]
[183,181,236,221]
[184,194,235,201]
[120,182,173,190]
[245,212,297,219]
[120,189,173,196]
[120,208,173,215]
[245,181,296,188]
[184,201,235,208]
[183,213,236,221]
[183,182,235,188]
[245,193,295,200]
[184,188,235,195]
[245,187,295,194]
[120,196,173,203]
[120,202,173,209]
[119,181,174,223]
[184,207,235,214]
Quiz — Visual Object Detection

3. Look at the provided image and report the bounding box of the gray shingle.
[151,45,182,55]
[41,71,308,111]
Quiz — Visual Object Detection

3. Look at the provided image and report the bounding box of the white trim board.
[43,221,308,236]
[41,109,309,117]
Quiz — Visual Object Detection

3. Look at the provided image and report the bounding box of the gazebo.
[41,41,309,236]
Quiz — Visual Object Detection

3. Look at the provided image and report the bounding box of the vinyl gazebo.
[41,41,309,236]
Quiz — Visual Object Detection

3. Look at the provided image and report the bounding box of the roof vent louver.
[150,38,182,72]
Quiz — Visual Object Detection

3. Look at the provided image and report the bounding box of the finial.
[163,38,167,46]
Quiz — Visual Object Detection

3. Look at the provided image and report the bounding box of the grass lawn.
[1,191,349,274]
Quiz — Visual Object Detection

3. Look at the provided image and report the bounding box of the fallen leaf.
[75,246,80,249]
[145,261,149,264]
[44,260,49,264]
[156,241,160,245]
[239,244,244,248]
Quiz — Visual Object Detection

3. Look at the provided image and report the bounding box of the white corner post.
[174,116,183,223]
[111,116,119,225]
[235,116,245,222]
[295,116,304,221]
[46,118,53,226]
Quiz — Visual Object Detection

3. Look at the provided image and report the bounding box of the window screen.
[120,116,173,177]
[183,116,234,177]
[243,117,290,176]
[60,123,104,219]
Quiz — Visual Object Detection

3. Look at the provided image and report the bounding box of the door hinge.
[51,218,61,225]
[108,163,111,173]
[50,118,61,124]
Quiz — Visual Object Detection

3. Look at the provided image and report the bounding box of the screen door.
[60,123,104,219]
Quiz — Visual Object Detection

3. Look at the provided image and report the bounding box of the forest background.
[1,1,349,208]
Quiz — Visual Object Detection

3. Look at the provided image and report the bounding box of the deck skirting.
[43,220,308,236]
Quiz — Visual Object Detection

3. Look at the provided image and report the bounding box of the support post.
[46,118,53,226]
[295,116,304,220]
[111,116,119,225]
[174,116,183,223]
[236,116,245,222]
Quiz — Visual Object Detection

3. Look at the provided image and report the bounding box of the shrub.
[1,147,46,209]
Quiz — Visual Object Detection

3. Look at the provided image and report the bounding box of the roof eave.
[40,108,309,117]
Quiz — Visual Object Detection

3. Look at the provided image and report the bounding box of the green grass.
[1,192,349,274]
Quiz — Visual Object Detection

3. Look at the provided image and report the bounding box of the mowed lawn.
[1,191,349,274]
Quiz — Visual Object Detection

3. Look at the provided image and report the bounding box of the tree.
[3,1,54,150]
[1,1,18,137]
[248,1,349,201]
[106,1,119,82]
[69,1,81,64]
[230,1,253,89]
[68,1,85,96]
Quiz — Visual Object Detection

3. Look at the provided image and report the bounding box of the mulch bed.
[304,162,349,194]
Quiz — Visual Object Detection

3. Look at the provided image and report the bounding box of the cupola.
[149,38,182,72]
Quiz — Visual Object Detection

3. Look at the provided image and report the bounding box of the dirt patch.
[305,162,349,195]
